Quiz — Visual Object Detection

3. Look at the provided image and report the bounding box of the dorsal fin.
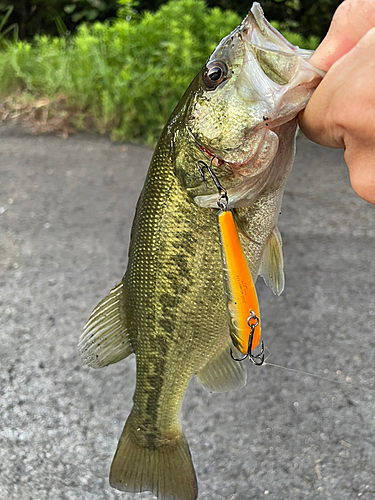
[79,282,133,368]
[259,227,284,295]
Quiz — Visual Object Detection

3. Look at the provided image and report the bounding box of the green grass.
[0,0,319,144]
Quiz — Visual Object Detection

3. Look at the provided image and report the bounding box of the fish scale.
[79,3,323,499]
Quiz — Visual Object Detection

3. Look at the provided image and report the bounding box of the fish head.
[185,2,323,207]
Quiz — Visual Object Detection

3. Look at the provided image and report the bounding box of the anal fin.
[196,339,247,393]
[79,282,133,368]
[259,226,284,296]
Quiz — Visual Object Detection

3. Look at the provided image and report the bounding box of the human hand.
[307,0,375,72]
[298,0,375,205]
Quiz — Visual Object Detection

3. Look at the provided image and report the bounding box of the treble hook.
[197,157,228,211]
[230,311,265,365]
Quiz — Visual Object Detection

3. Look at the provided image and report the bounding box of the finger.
[297,85,345,150]
[309,0,375,71]
[345,145,375,205]
[299,27,375,148]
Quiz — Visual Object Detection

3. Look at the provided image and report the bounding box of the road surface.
[1,123,375,500]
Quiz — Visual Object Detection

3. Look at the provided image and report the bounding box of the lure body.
[218,210,261,355]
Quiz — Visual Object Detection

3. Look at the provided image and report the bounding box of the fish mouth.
[237,3,323,121]
[241,3,321,85]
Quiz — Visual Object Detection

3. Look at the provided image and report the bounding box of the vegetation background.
[0,0,341,144]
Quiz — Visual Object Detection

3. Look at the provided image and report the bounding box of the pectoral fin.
[259,227,284,296]
[78,282,133,368]
[197,340,247,392]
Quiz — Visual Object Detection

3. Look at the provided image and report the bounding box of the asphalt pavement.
[1,122,375,500]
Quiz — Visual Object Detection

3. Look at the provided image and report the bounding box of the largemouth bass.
[79,4,323,499]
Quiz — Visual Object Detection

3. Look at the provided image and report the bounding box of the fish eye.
[203,60,228,89]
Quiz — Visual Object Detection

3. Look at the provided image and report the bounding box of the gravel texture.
[1,123,374,500]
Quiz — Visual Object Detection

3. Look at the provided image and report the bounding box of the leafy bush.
[0,0,340,41]
[0,0,120,40]
[139,0,341,40]
[0,0,319,144]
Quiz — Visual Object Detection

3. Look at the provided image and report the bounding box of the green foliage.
[0,5,19,46]
[270,21,319,50]
[141,0,340,40]
[0,0,340,41]
[117,0,140,20]
[0,0,319,144]
[63,0,117,24]
[134,0,340,40]
[0,0,120,40]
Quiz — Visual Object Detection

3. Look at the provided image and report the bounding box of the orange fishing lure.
[218,210,262,357]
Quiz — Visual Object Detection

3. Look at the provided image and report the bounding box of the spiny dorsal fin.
[79,282,133,368]
[196,339,247,393]
[259,226,285,296]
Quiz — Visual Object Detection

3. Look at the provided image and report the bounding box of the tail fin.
[110,417,198,500]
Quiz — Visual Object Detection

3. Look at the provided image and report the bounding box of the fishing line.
[258,346,373,393]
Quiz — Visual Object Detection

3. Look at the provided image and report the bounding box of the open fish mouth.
[238,3,323,112]
[242,4,313,86]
